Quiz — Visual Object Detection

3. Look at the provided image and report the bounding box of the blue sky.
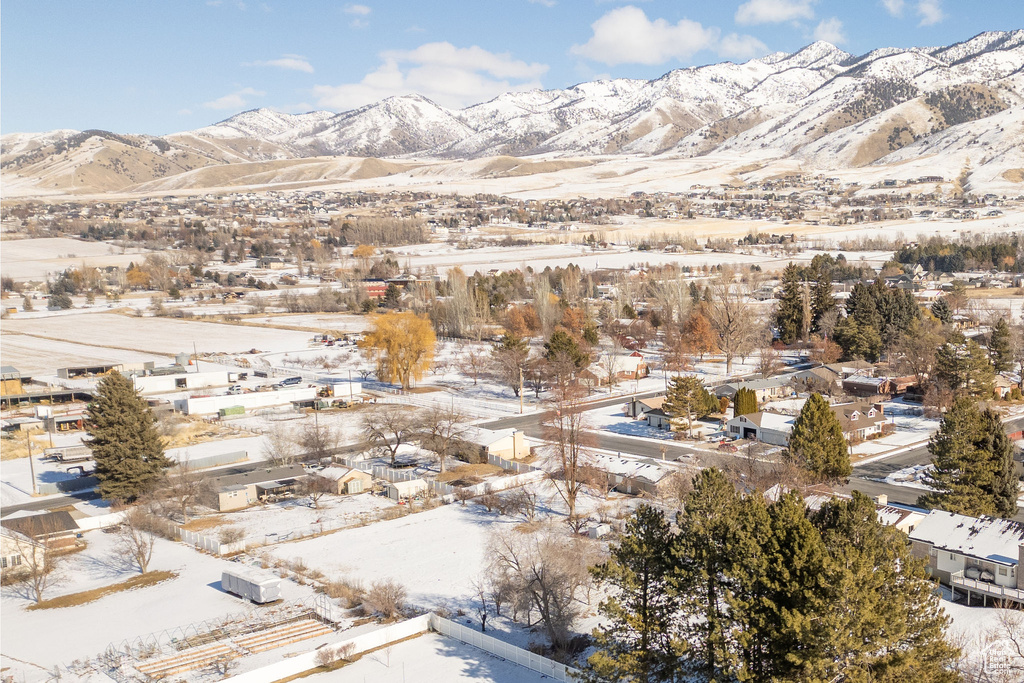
[2,0,1020,135]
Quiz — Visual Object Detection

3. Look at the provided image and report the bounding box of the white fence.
[175,527,246,556]
[488,452,540,474]
[223,614,432,683]
[222,613,581,683]
[429,614,582,682]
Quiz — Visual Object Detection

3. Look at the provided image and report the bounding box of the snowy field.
[303,632,556,683]
[261,503,517,612]
[0,237,151,281]
[0,330,169,375]
[2,312,314,358]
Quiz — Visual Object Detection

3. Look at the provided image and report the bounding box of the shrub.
[365,579,406,619]
[218,527,245,544]
[323,577,365,608]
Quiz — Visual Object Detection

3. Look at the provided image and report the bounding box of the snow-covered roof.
[319,466,366,481]
[593,452,673,483]
[728,412,795,433]
[909,510,1024,566]
[460,426,516,447]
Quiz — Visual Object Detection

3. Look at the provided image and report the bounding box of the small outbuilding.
[386,479,427,501]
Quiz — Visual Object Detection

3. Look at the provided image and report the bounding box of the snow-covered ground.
[301,632,557,683]
[0,531,318,675]
[850,414,940,458]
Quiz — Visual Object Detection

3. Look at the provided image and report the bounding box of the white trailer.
[221,566,282,604]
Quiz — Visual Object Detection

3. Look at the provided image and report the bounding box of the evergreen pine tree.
[931,296,953,325]
[775,263,804,345]
[934,333,995,397]
[87,371,171,502]
[977,407,1018,518]
[587,505,682,683]
[759,492,834,681]
[833,315,882,362]
[918,397,1004,516]
[663,376,717,437]
[809,263,835,334]
[544,327,589,369]
[990,317,1013,373]
[788,393,851,483]
[674,469,742,680]
[812,493,959,682]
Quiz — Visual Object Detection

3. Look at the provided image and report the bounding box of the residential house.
[625,396,665,419]
[908,510,1024,605]
[831,401,888,442]
[459,427,529,461]
[724,411,795,446]
[644,407,674,430]
[0,527,43,576]
[842,375,915,398]
[724,401,887,445]
[715,376,795,403]
[206,465,308,511]
[318,466,373,495]
[874,497,928,534]
[0,511,80,550]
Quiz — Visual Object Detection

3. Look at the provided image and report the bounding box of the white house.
[460,427,530,461]
[724,412,795,446]
[909,510,1024,605]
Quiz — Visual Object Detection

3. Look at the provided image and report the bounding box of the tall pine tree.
[788,393,851,483]
[918,397,1015,516]
[87,371,171,502]
[812,493,959,682]
[809,262,835,334]
[587,505,682,683]
[990,317,1013,373]
[775,263,804,345]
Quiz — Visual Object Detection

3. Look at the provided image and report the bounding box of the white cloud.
[203,87,265,110]
[735,0,816,25]
[881,0,905,17]
[718,33,769,61]
[312,42,548,110]
[178,108,193,116]
[528,0,556,6]
[344,4,371,15]
[812,18,846,44]
[570,6,719,66]
[916,0,945,26]
[245,54,314,73]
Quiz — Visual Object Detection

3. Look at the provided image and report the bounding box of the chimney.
[874,494,888,507]
[1018,543,1023,591]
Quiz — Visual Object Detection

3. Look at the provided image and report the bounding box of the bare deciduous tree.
[543,379,594,526]
[162,459,205,524]
[116,506,157,574]
[361,404,422,467]
[299,418,340,461]
[263,423,299,466]
[365,578,407,619]
[421,405,468,474]
[7,524,66,603]
[707,275,759,374]
[486,528,599,651]
[304,474,334,509]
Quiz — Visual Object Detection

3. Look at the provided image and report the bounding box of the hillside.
[2,30,1022,196]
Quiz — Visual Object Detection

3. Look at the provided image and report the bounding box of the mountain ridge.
[3,30,1022,195]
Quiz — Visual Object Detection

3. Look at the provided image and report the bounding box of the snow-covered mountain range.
[3,30,1023,194]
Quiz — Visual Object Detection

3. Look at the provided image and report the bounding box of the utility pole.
[519,366,524,414]
[192,341,199,373]
[27,431,37,495]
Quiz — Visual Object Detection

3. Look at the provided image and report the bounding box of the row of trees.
[587,481,959,682]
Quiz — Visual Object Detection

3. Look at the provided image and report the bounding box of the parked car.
[277,376,302,386]
[717,442,738,452]
[227,384,244,395]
